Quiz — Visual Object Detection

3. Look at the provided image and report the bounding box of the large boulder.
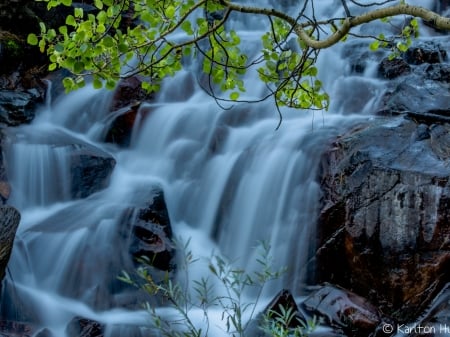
[316,117,450,321]
[0,206,20,283]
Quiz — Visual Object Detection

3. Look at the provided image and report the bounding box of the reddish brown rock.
[301,284,390,336]
[316,118,450,321]
[110,76,153,112]
[104,103,140,147]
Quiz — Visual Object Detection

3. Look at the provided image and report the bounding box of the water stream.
[0,0,438,336]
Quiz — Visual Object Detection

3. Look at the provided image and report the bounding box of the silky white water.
[0,0,438,336]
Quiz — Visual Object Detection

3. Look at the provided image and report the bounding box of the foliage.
[369,17,420,60]
[118,239,314,337]
[27,0,450,121]
[261,305,317,337]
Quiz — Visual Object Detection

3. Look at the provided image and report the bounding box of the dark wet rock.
[0,130,10,203]
[264,289,305,329]
[419,63,450,83]
[302,284,390,336]
[0,320,35,337]
[126,189,175,271]
[110,76,154,112]
[404,41,447,65]
[0,206,20,284]
[378,75,450,117]
[0,90,41,126]
[378,58,411,79]
[376,39,450,120]
[414,123,431,141]
[429,124,450,160]
[407,283,450,337]
[66,317,104,337]
[105,103,140,147]
[316,118,450,321]
[105,76,155,147]
[70,146,116,199]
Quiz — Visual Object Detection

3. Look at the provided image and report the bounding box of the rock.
[0,90,41,126]
[105,76,155,147]
[104,103,140,147]
[429,124,450,160]
[316,118,450,321]
[0,320,35,337]
[404,41,447,65]
[301,284,390,336]
[406,283,450,337]
[0,130,10,204]
[0,206,20,283]
[378,58,411,79]
[376,40,450,119]
[110,76,154,112]
[420,63,450,83]
[66,317,104,337]
[69,145,116,199]
[126,188,175,271]
[264,289,305,329]
[377,75,450,117]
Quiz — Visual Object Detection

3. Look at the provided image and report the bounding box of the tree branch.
[218,1,450,49]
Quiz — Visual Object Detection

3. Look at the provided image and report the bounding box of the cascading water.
[0,0,438,336]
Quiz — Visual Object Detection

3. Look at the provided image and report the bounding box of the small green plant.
[119,239,315,337]
[261,305,317,337]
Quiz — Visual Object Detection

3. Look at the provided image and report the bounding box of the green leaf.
[369,40,380,51]
[105,79,116,90]
[73,61,84,73]
[66,15,77,26]
[27,34,39,46]
[59,25,68,36]
[74,7,84,18]
[230,91,240,101]
[181,20,193,35]
[61,0,72,6]
[39,22,47,34]
[97,24,106,33]
[63,77,75,91]
[93,77,103,89]
[166,5,176,19]
[94,0,103,9]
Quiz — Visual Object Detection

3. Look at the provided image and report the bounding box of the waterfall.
[0,0,433,336]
